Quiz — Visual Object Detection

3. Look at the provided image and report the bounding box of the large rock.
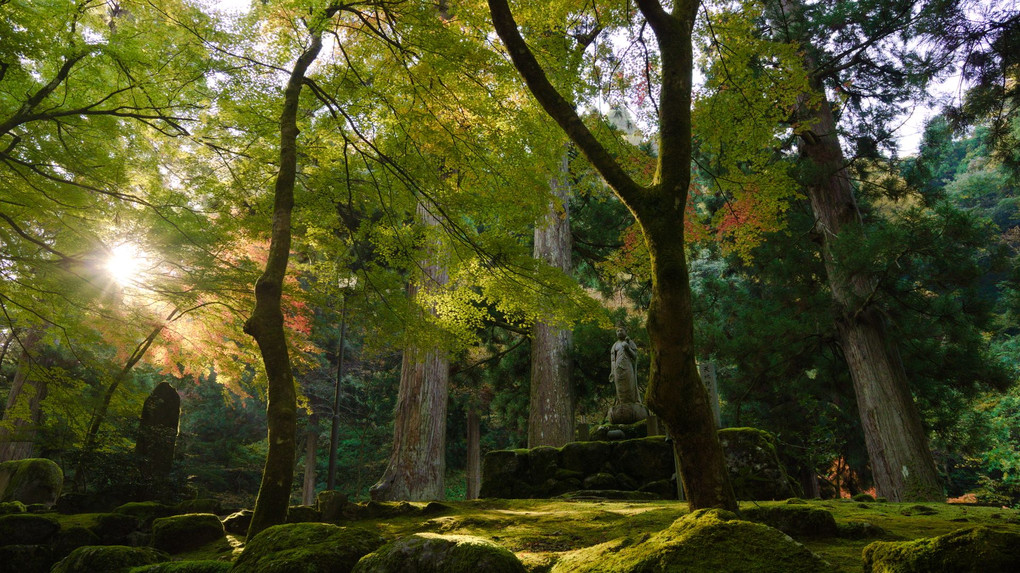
[231,523,384,572]
[316,491,348,523]
[92,512,143,545]
[51,545,169,573]
[718,428,798,500]
[0,513,60,545]
[550,509,829,572]
[863,526,1020,572]
[0,458,63,506]
[136,382,181,481]
[0,544,53,573]
[151,513,225,554]
[114,501,177,528]
[742,505,839,538]
[353,533,526,573]
[221,509,252,535]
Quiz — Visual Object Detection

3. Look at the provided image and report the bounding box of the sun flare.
[106,243,144,286]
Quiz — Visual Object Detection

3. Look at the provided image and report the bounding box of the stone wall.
[480,428,798,501]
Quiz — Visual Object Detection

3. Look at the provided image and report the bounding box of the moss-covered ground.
[42,499,1020,572]
[317,499,1018,572]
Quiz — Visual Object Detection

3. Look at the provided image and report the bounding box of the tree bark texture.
[466,407,481,500]
[302,415,318,506]
[795,88,943,502]
[489,0,738,511]
[528,152,574,447]
[0,330,44,462]
[371,203,450,501]
[243,33,323,538]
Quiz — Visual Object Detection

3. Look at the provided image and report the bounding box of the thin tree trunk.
[795,87,942,502]
[0,330,45,462]
[327,296,348,491]
[302,415,317,506]
[370,203,450,501]
[489,0,738,512]
[243,32,323,538]
[529,151,574,448]
[82,311,174,454]
[465,407,481,500]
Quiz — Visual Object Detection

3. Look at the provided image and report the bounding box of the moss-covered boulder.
[316,491,348,523]
[175,499,223,515]
[0,543,54,573]
[286,504,321,523]
[52,526,102,558]
[130,560,232,572]
[222,509,252,535]
[93,512,143,544]
[742,505,839,538]
[718,428,797,500]
[0,458,63,507]
[353,533,526,573]
[231,523,384,572]
[862,526,1020,572]
[0,513,60,545]
[0,500,26,515]
[151,513,225,554]
[551,509,830,572]
[115,501,178,528]
[51,545,169,573]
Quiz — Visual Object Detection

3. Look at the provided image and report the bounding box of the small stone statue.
[608,327,648,424]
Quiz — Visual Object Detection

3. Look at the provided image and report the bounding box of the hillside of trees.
[1,0,1019,570]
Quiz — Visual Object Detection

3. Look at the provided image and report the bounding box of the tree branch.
[487,0,646,203]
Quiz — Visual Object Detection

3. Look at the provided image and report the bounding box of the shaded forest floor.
[178,498,1020,571]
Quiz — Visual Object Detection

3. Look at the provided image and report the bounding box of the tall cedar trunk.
[528,152,574,447]
[488,0,738,511]
[370,203,450,501]
[466,407,481,500]
[243,34,323,538]
[796,88,942,501]
[302,415,317,506]
[0,330,44,462]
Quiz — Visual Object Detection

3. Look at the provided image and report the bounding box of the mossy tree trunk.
[371,204,450,501]
[0,330,44,462]
[243,33,323,538]
[794,89,942,501]
[489,0,738,511]
[529,152,574,448]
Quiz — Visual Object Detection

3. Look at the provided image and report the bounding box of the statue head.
[616,327,627,340]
